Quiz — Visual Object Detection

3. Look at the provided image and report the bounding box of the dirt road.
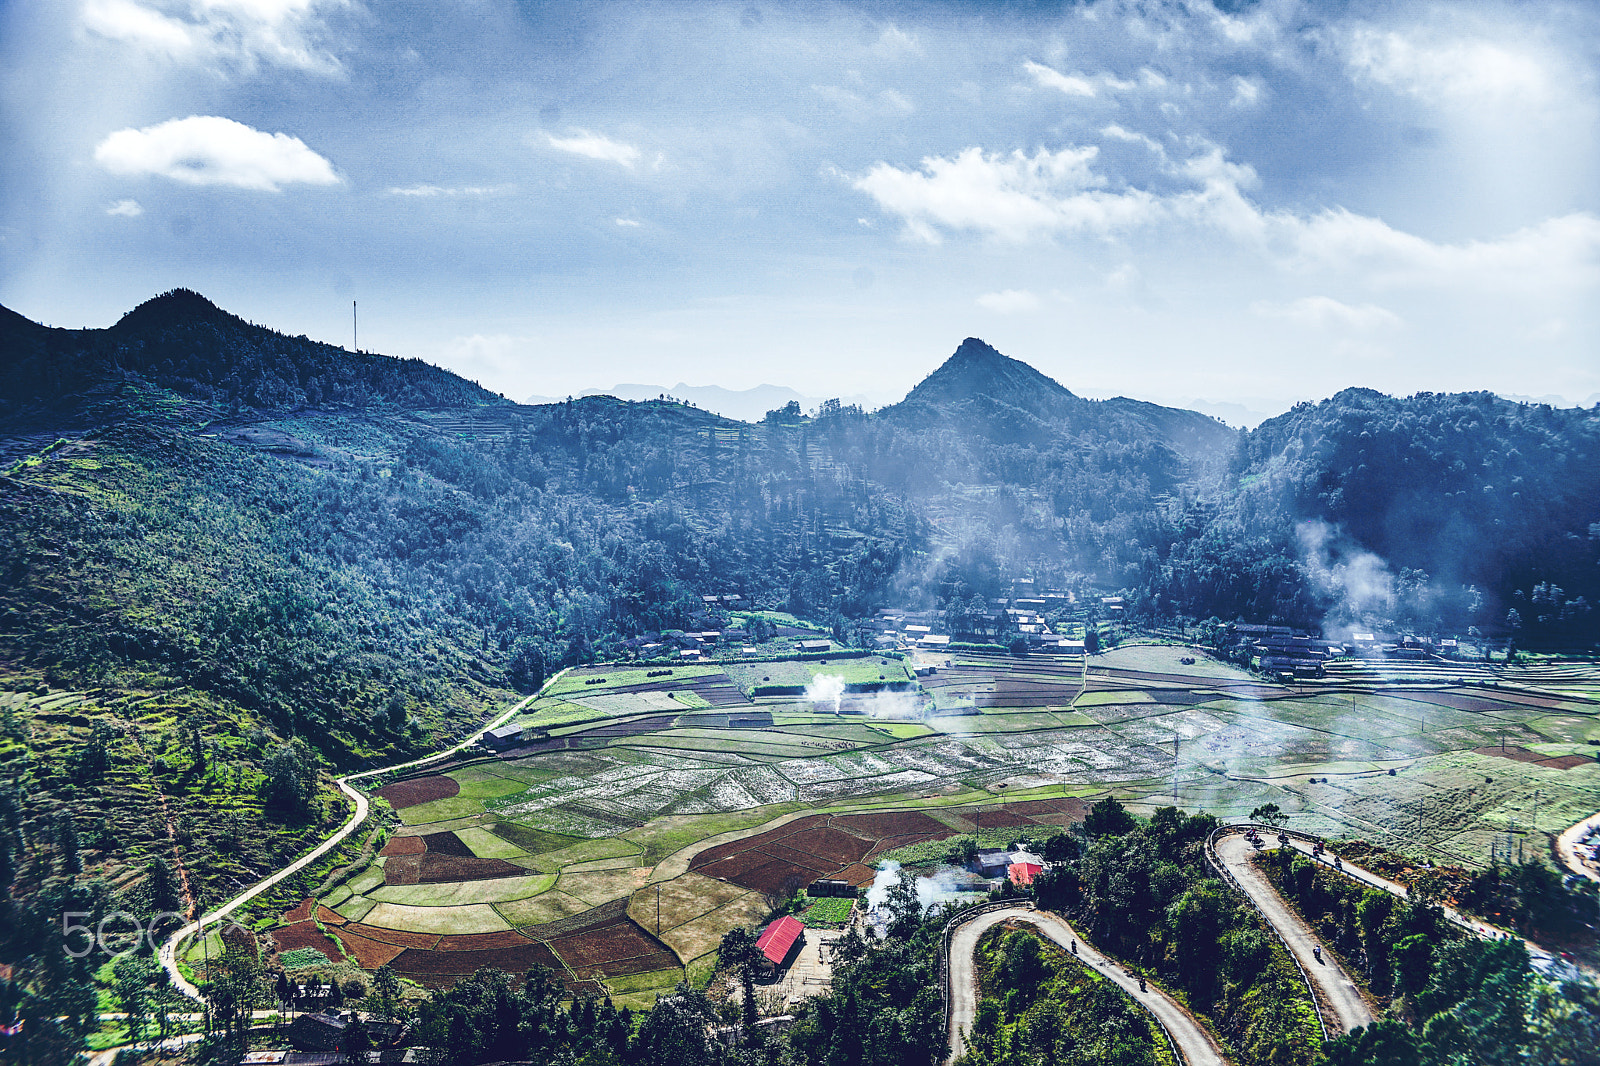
[946,906,1228,1065]
[1214,834,1373,1035]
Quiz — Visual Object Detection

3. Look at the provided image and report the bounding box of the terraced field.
[257,644,1600,1007]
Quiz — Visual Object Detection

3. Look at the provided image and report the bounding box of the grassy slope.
[0,396,512,915]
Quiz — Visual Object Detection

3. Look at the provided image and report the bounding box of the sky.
[2,0,1598,424]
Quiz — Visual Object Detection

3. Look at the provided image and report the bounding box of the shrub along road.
[947,906,1229,1066]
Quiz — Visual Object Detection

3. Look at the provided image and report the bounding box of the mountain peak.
[113,288,244,333]
[900,337,1076,412]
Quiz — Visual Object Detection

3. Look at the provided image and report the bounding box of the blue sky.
[2,0,1597,421]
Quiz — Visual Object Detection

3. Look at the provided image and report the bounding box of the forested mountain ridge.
[0,289,507,421]
[1146,388,1600,642]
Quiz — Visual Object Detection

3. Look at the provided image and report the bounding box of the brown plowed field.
[717,856,827,895]
[524,899,630,941]
[963,808,1036,830]
[389,940,565,976]
[1474,745,1590,770]
[988,680,1079,704]
[833,810,951,839]
[685,678,753,707]
[315,905,346,925]
[836,862,878,887]
[281,897,315,923]
[380,835,426,857]
[384,855,421,885]
[375,775,460,809]
[340,923,442,950]
[331,928,406,969]
[866,833,944,862]
[270,921,346,961]
[771,826,872,866]
[418,854,527,883]
[1005,798,1091,820]
[548,918,676,978]
[593,951,682,979]
[435,930,539,951]
[688,815,828,869]
[421,831,474,856]
[568,715,676,739]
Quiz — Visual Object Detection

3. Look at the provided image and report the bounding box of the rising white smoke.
[866,859,967,918]
[853,688,924,719]
[865,860,901,910]
[805,673,847,714]
[1296,520,1395,634]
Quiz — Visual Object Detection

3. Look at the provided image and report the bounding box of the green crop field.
[290,645,1600,999]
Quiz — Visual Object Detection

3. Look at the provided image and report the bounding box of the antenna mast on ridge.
[353,300,358,353]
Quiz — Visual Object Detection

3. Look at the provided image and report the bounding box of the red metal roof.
[756,916,805,965]
[1008,862,1042,887]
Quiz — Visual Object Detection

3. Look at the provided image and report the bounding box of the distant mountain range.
[524,382,887,423]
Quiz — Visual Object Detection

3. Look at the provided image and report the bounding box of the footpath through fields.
[1213,835,1373,1034]
[946,906,1228,1066]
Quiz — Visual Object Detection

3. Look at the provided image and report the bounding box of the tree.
[370,964,403,1024]
[718,926,760,1034]
[259,738,319,818]
[111,953,158,1048]
[1249,803,1285,826]
[1322,1018,1419,1066]
[344,1017,373,1065]
[1083,796,1136,838]
[145,854,182,915]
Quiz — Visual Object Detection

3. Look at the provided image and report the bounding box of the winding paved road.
[1213,835,1372,1035]
[156,684,551,999]
[1556,812,1600,885]
[947,906,1228,1066]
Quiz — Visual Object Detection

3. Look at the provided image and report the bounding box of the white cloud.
[1251,297,1402,331]
[1342,26,1556,107]
[1229,75,1262,108]
[873,24,920,59]
[385,184,506,197]
[852,136,1600,289]
[1101,124,1166,157]
[976,289,1040,313]
[80,0,348,75]
[851,145,1155,243]
[1024,60,1096,98]
[544,130,642,168]
[106,198,144,216]
[813,84,914,119]
[615,217,641,227]
[94,115,339,191]
[1280,208,1600,289]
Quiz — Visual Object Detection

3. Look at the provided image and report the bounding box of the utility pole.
[656,884,661,936]
[1532,790,1540,857]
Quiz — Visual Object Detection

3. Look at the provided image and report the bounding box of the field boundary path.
[1210,830,1369,1036]
[943,904,1227,1066]
[156,677,562,1000]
